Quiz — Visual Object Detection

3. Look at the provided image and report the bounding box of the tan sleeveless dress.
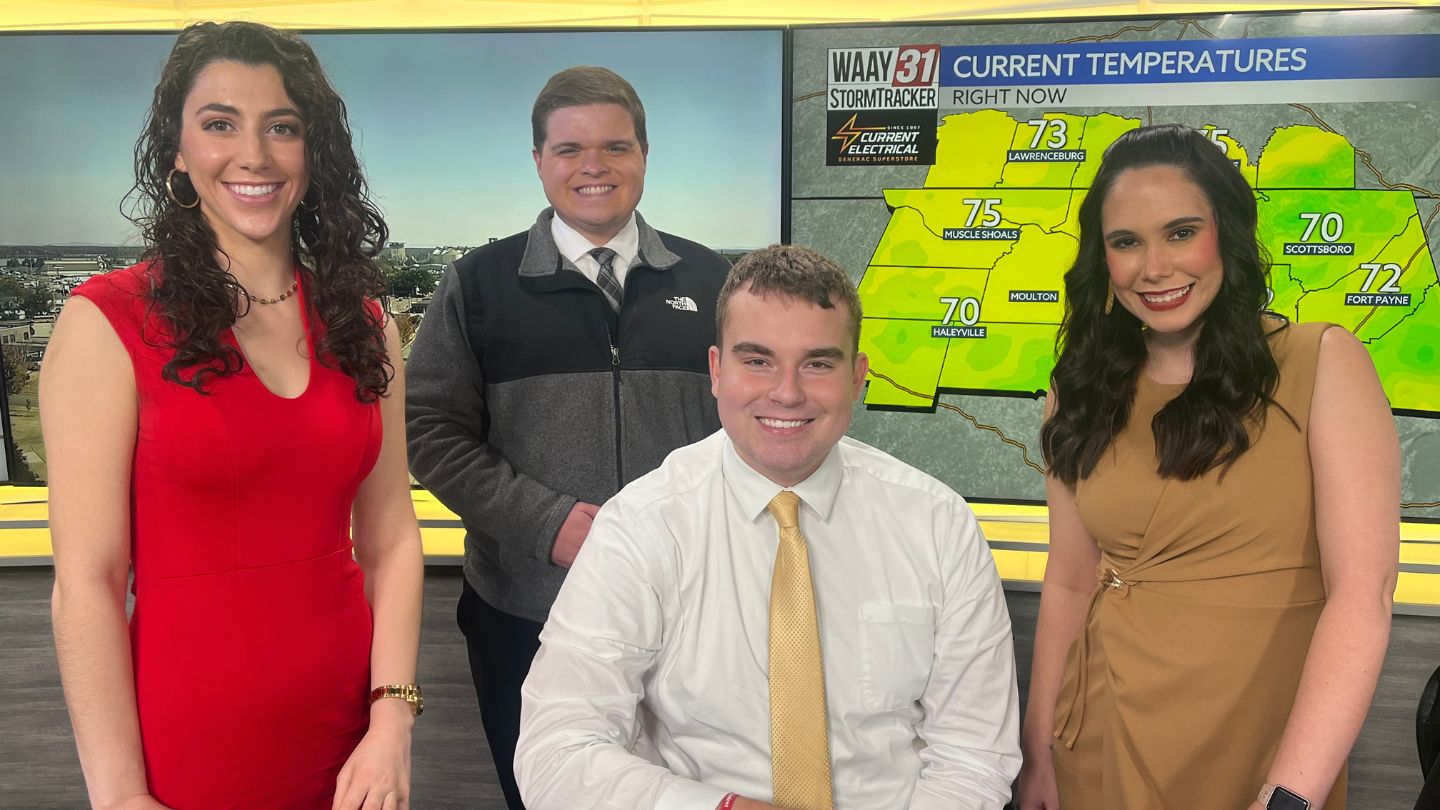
[1050,320,1345,810]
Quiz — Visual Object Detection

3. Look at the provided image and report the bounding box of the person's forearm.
[362,534,424,694]
[405,269,576,557]
[1022,579,1093,752]
[407,421,575,556]
[516,724,705,809]
[53,577,152,809]
[1259,590,1392,805]
[404,262,570,549]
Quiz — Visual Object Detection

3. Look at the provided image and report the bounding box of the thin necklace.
[246,278,299,305]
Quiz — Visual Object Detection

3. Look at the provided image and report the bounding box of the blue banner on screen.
[939,34,1440,108]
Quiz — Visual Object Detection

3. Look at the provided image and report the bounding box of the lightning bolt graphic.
[830,114,886,154]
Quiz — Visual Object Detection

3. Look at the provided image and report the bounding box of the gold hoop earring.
[166,169,200,209]
[1104,284,1115,316]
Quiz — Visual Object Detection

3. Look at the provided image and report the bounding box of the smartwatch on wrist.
[1258,783,1310,810]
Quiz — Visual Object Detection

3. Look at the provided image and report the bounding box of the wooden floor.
[2,567,1433,809]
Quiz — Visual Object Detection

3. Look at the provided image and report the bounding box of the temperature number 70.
[939,296,981,325]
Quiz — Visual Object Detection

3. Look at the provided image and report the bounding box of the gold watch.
[369,683,424,717]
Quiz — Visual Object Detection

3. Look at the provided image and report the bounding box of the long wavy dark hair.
[1042,124,1289,485]
[125,21,390,401]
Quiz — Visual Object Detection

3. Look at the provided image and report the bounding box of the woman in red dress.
[43,22,425,810]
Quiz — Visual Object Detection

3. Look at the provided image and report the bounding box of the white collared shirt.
[516,431,1021,810]
[551,210,640,289]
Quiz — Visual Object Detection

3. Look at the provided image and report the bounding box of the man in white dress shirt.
[515,244,1021,809]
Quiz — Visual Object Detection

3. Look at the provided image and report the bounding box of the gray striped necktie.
[588,247,624,311]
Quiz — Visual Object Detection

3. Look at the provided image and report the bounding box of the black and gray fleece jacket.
[405,209,728,622]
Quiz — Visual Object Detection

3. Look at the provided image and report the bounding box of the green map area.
[858,110,1440,413]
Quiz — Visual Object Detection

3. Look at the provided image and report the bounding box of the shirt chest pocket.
[858,602,935,713]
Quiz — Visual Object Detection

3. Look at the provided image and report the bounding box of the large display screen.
[791,9,1440,520]
[0,27,786,481]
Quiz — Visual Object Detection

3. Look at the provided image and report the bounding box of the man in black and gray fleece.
[404,66,729,810]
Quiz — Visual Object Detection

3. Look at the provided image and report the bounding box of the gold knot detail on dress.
[1100,567,1132,598]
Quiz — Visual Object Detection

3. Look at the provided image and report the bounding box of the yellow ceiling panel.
[1,1,1437,30]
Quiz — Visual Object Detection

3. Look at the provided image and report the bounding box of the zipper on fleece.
[606,322,624,489]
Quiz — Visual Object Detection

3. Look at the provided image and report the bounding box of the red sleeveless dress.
[73,263,380,809]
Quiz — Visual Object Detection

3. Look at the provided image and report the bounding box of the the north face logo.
[666,296,698,312]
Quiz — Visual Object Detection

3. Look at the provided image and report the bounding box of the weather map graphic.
[857,110,1440,414]
[794,11,1440,520]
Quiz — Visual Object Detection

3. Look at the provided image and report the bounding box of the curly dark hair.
[1041,124,1290,485]
[125,20,391,401]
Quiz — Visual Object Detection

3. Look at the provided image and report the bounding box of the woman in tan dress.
[1016,124,1399,810]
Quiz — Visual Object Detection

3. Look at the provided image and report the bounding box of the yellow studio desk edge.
[5,485,1437,615]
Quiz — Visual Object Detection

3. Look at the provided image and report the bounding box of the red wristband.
[719,793,739,810]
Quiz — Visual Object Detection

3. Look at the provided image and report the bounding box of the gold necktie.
[766,490,834,810]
